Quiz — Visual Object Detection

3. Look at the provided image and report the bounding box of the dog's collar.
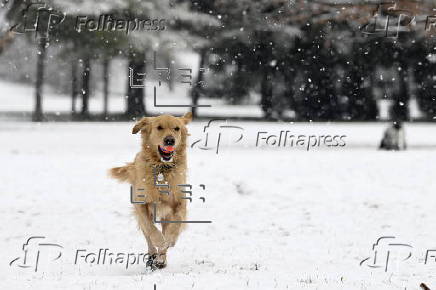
[154,163,175,173]
[152,163,175,183]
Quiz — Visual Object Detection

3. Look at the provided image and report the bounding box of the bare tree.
[81,57,91,118]
[33,37,46,122]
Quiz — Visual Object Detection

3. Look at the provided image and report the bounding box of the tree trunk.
[258,32,274,120]
[367,70,377,119]
[392,61,409,121]
[345,44,378,121]
[81,56,91,118]
[71,60,78,114]
[284,69,297,119]
[166,53,174,92]
[260,67,273,119]
[33,38,46,122]
[126,51,146,117]
[102,58,109,118]
[191,49,206,118]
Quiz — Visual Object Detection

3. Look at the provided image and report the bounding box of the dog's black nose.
[164,136,175,146]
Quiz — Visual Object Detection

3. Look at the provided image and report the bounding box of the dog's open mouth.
[158,145,175,162]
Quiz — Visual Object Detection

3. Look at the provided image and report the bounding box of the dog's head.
[132,112,192,163]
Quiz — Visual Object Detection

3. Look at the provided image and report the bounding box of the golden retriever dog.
[109,112,192,270]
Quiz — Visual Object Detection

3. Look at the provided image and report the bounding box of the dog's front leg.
[161,214,184,248]
[141,229,157,256]
[153,219,181,268]
[134,204,166,249]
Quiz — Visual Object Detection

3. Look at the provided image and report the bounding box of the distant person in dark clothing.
[379,121,406,151]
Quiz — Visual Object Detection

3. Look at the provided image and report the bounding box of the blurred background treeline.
[1,0,436,122]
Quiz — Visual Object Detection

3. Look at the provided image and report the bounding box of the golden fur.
[109,112,192,269]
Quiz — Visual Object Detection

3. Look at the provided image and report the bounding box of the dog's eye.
[157,125,163,130]
[174,127,180,131]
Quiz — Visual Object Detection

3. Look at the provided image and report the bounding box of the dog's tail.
[108,163,135,183]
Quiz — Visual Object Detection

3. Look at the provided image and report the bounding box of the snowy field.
[0,79,424,120]
[1,121,436,290]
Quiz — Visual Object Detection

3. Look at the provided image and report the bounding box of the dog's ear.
[181,112,192,124]
[132,117,151,134]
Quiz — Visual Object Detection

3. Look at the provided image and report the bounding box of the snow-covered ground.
[0,78,264,119]
[1,121,436,290]
[0,77,424,120]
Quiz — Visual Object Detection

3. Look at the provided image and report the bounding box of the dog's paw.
[146,253,167,271]
[154,261,167,269]
[154,253,167,269]
[146,254,157,271]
